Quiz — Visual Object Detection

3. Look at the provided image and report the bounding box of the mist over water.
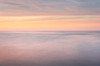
[0,31,100,66]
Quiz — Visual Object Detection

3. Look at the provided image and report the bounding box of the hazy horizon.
[0,0,100,66]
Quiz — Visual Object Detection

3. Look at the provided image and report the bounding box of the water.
[0,31,100,66]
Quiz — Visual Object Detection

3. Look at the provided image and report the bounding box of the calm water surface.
[0,31,100,66]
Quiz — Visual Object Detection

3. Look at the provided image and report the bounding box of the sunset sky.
[0,0,100,31]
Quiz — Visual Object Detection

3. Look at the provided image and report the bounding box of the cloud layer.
[0,31,100,66]
[0,0,100,16]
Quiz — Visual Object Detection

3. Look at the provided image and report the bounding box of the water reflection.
[0,31,100,66]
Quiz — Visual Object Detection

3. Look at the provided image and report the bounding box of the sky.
[0,0,100,31]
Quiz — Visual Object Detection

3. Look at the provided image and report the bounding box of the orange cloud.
[0,16,100,31]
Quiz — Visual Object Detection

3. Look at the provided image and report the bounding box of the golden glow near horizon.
[0,16,100,31]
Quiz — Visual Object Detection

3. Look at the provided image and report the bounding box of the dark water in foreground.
[0,31,100,66]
